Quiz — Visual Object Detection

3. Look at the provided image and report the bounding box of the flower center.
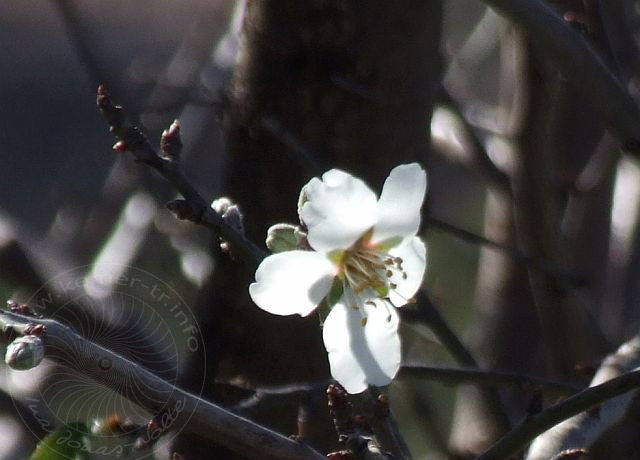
[341,246,407,298]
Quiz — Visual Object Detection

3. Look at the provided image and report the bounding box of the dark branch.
[436,88,512,193]
[478,0,640,152]
[96,85,266,268]
[424,215,587,286]
[408,292,512,435]
[399,364,580,396]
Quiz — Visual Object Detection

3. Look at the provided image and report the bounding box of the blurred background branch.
[3,0,640,459]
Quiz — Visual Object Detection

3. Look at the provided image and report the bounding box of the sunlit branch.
[476,368,640,460]
[436,88,512,194]
[424,215,586,286]
[0,308,325,460]
[526,332,640,459]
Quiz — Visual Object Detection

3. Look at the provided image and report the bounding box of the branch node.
[166,199,200,222]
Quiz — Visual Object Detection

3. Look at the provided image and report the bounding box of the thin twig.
[475,368,640,460]
[258,116,324,174]
[399,364,580,396]
[234,363,580,417]
[412,291,512,435]
[526,333,640,459]
[436,87,512,194]
[96,85,266,268]
[0,308,325,460]
[425,216,586,286]
[232,381,329,414]
[53,1,117,98]
[477,0,640,152]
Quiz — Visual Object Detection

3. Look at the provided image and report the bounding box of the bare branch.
[526,333,640,459]
[0,308,325,460]
[399,364,580,396]
[436,88,512,194]
[478,0,640,152]
[475,363,640,460]
[96,85,266,268]
[409,292,512,435]
[424,215,585,286]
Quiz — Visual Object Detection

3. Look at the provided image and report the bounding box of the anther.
[386,270,393,278]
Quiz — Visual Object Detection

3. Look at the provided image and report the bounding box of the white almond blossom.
[249,163,427,393]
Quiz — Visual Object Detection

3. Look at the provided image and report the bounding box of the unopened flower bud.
[211,197,244,233]
[294,227,310,248]
[222,205,244,232]
[211,197,232,214]
[5,335,45,370]
[23,323,47,336]
[266,224,298,253]
[160,119,182,161]
[113,141,127,152]
[297,186,310,227]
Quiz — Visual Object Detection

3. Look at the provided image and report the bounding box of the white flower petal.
[322,299,401,394]
[387,237,427,307]
[372,163,427,245]
[249,251,336,317]
[300,169,378,253]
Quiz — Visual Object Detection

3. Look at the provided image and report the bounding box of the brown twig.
[96,85,266,268]
[410,292,512,436]
[399,364,580,396]
[327,384,392,460]
[0,307,325,460]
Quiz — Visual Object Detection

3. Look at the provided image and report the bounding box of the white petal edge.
[387,237,427,307]
[372,163,427,245]
[249,250,336,317]
[322,299,401,394]
[300,169,378,253]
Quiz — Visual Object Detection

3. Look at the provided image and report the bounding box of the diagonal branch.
[526,332,640,459]
[477,0,640,152]
[410,292,512,435]
[424,215,585,286]
[475,367,640,460]
[436,87,512,194]
[96,85,267,268]
[399,364,580,396]
[0,308,325,460]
